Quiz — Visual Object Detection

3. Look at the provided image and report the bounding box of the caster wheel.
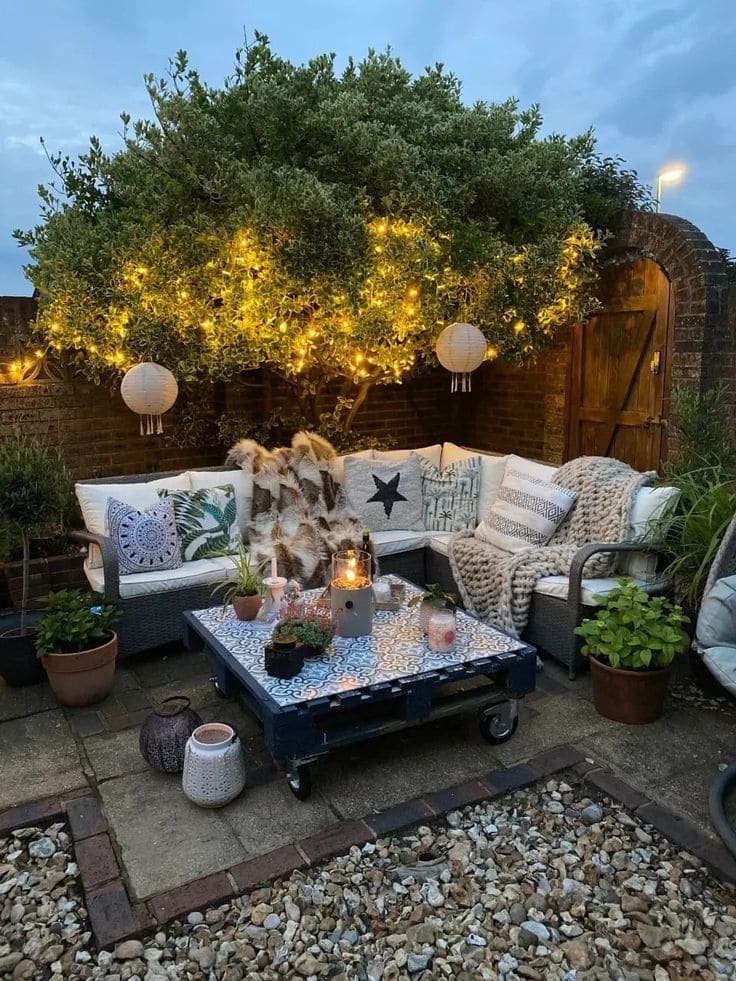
[286,765,312,800]
[479,709,518,744]
[211,676,228,699]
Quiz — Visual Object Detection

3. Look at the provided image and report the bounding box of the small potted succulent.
[213,546,267,621]
[35,590,120,706]
[574,578,689,724]
[273,600,335,657]
[409,583,458,634]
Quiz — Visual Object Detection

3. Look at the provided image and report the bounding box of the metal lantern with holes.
[330,549,373,637]
[121,362,179,435]
[435,322,487,392]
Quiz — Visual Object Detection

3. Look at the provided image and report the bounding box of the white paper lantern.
[121,362,179,435]
[435,322,487,392]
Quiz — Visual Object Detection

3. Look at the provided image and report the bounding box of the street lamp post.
[655,165,685,212]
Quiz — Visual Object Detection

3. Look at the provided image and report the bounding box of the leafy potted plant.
[36,590,120,706]
[574,579,689,724]
[409,583,458,634]
[213,546,266,621]
[273,600,335,656]
[0,436,71,686]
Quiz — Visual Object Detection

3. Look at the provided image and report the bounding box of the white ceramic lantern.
[330,549,373,638]
[120,362,178,435]
[435,322,487,392]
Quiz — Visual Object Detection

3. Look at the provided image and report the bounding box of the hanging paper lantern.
[435,322,487,392]
[120,362,179,435]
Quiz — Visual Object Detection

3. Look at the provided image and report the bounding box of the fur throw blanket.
[448,456,654,638]
[227,432,363,588]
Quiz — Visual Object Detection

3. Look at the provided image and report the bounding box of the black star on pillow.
[367,471,408,518]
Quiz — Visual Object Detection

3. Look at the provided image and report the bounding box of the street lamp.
[655,165,685,212]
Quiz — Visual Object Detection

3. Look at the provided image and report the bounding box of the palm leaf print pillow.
[158,484,241,562]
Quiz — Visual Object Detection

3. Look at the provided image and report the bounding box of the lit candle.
[270,556,278,581]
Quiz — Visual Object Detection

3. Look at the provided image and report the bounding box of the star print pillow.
[343,455,425,532]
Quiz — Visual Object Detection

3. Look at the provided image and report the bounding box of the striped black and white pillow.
[475,465,577,552]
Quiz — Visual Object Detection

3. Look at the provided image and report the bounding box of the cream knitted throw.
[447,456,654,638]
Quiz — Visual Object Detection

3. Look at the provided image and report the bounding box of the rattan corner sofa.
[72,444,674,677]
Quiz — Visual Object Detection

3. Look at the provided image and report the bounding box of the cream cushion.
[619,485,680,578]
[85,555,240,599]
[76,474,191,569]
[375,444,443,470]
[371,530,427,556]
[441,443,508,520]
[534,575,667,605]
[333,449,373,485]
[187,469,253,536]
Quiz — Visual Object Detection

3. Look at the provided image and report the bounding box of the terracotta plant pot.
[42,633,118,707]
[589,655,670,724]
[231,594,262,621]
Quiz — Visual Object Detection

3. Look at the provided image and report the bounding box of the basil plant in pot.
[36,590,120,706]
[0,435,72,686]
[213,546,267,621]
[575,579,689,724]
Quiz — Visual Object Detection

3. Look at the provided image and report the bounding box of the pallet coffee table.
[184,577,536,799]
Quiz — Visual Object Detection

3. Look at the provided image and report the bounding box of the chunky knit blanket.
[448,456,654,637]
[227,432,363,588]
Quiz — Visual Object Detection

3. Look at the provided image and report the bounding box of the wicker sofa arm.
[69,529,121,602]
[568,541,667,622]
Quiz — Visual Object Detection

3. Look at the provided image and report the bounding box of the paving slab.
[99,769,246,900]
[492,692,610,765]
[0,679,57,722]
[0,709,88,807]
[313,715,502,819]
[83,727,150,783]
[129,648,210,688]
[222,779,340,855]
[148,676,224,714]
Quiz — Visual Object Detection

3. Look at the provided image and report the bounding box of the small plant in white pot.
[214,546,266,621]
[36,590,120,706]
[574,579,689,724]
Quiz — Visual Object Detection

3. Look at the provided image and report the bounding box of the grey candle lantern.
[330,548,373,637]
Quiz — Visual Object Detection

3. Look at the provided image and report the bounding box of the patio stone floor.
[1,644,734,905]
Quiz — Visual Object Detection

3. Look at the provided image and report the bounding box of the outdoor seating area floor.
[1,646,735,908]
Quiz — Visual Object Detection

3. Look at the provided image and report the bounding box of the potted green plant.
[409,583,458,634]
[213,546,267,621]
[273,600,335,656]
[36,590,120,706]
[574,579,689,724]
[0,436,72,686]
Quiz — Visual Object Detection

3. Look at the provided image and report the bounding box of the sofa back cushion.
[375,444,443,470]
[76,473,191,569]
[441,442,508,520]
[343,455,424,532]
[420,456,481,532]
[187,469,252,536]
[106,497,182,576]
[333,448,373,485]
[619,484,680,578]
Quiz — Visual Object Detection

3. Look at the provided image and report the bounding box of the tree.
[16,34,649,430]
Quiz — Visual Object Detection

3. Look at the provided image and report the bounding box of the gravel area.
[2,778,736,980]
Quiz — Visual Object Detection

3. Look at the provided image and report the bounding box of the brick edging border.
[2,744,734,949]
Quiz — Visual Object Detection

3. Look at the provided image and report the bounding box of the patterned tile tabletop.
[190,578,527,709]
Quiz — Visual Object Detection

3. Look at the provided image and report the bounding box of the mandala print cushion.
[106,497,182,575]
[158,484,241,562]
[421,456,481,532]
[475,465,577,553]
[343,455,424,532]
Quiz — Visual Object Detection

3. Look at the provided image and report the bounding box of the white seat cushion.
[374,444,443,470]
[187,469,253,537]
[534,575,667,605]
[371,530,427,557]
[427,533,452,556]
[85,557,239,599]
[440,443,508,520]
[76,473,191,569]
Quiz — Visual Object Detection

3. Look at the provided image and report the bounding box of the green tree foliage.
[17,35,649,426]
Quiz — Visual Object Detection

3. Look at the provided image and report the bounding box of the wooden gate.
[567,256,673,472]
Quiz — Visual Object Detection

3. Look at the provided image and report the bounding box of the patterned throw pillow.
[106,497,182,576]
[421,456,481,532]
[158,484,241,562]
[343,455,424,532]
[475,464,577,553]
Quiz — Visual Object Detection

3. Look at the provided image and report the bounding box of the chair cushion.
[534,575,667,605]
[701,646,736,697]
[371,530,427,557]
[344,456,425,532]
[619,485,680,578]
[85,558,239,599]
[76,473,191,569]
[427,533,452,556]
[441,443,508,520]
[106,497,182,576]
[475,461,576,552]
[420,456,481,531]
[158,485,241,562]
[696,575,736,649]
[187,469,253,536]
[374,444,443,470]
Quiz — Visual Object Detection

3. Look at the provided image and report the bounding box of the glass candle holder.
[427,608,457,653]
